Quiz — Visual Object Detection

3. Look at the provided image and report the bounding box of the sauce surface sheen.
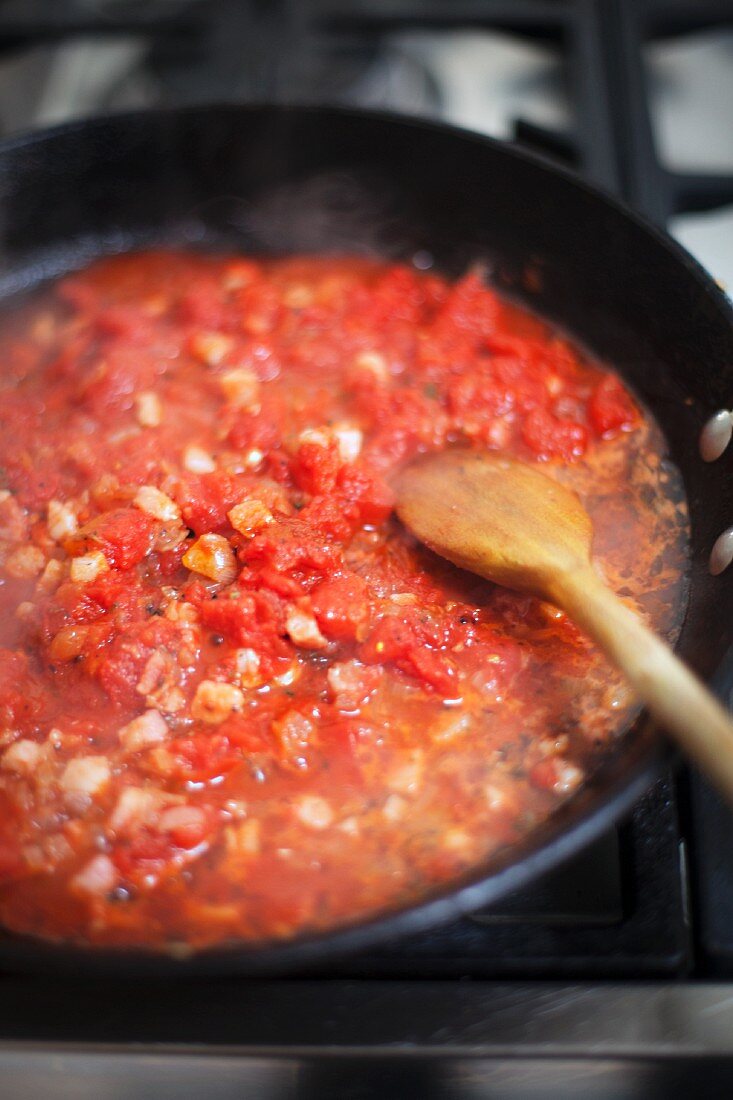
[0,251,688,949]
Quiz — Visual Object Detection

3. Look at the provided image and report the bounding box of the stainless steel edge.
[1,981,733,1055]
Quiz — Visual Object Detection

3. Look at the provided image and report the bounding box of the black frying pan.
[0,104,732,975]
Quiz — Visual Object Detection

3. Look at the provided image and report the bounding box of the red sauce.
[0,251,688,950]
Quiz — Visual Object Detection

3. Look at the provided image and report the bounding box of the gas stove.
[0,3,732,1096]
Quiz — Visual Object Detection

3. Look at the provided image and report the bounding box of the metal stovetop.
[3,981,733,1098]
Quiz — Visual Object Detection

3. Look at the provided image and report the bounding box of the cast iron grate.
[313,0,733,223]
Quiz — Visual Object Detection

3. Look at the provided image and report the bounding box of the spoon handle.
[551,568,733,803]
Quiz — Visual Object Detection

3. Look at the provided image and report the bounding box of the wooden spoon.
[394,448,733,802]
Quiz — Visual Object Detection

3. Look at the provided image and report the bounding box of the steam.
[233,170,412,258]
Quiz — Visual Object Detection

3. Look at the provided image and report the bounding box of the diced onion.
[190,331,233,366]
[282,283,314,309]
[443,829,472,853]
[182,533,237,584]
[228,499,273,536]
[135,391,162,428]
[298,427,331,449]
[5,544,45,579]
[70,551,108,583]
[220,368,260,409]
[118,709,170,751]
[109,786,179,834]
[134,485,181,522]
[353,350,388,380]
[326,659,376,709]
[1,739,44,775]
[554,760,584,795]
[294,795,334,830]
[431,712,472,743]
[332,425,363,463]
[382,794,406,822]
[47,499,78,540]
[388,750,424,795]
[234,648,262,688]
[71,854,117,897]
[158,804,207,836]
[60,755,111,795]
[273,662,301,687]
[285,606,328,650]
[37,558,64,594]
[191,680,244,724]
[389,592,418,606]
[183,445,217,473]
[226,818,261,856]
[485,785,509,812]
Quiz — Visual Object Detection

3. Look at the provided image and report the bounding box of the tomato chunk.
[292,439,341,497]
[311,574,371,641]
[65,508,157,569]
[360,613,457,695]
[178,471,247,534]
[588,376,638,437]
[521,406,588,460]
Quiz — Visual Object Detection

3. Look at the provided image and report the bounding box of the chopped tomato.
[336,464,394,525]
[298,495,361,542]
[521,406,588,460]
[194,588,289,673]
[158,733,243,783]
[65,508,157,569]
[588,375,638,437]
[0,650,46,730]
[0,249,683,954]
[311,574,371,641]
[177,471,246,534]
[360,612,457,695]
[292,438,342,497]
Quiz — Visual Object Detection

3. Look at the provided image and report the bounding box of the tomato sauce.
[0,251,688,950]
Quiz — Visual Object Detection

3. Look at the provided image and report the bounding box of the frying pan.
[0,104,731,975]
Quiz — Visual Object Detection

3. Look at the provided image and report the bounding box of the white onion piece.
[119,710,169,751]
[333,425,363,463]
[294,795,334,830]
[71,854,117,897]
[70,551,108,583]
[47,499,78,540]
[191,680,245,724]
[134,485,181,522]
[182,533,237,584]
[135,391,162,428]
[700,409,732,462]
[60,755,111,795]
[710,527,733,576]
[183,445,216,474]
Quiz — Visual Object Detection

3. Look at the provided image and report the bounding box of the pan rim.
[1,100,729,317]
[0,101,728,972]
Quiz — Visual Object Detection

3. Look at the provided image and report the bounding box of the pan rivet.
[700,409,732,462]
[710,527,733,576]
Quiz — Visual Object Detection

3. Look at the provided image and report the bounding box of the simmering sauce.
[0,252,688,950]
